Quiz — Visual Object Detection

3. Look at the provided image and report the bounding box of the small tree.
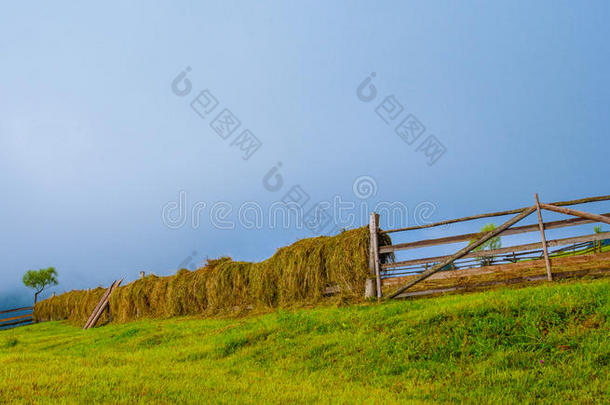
[469,223,502,267]
[22,267,58,304]
[594,225,604,252]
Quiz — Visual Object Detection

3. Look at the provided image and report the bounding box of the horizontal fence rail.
[366,194,610,300]
[380,195,610,234]
[383,238,609,279]
[0,307,34,329]
[380,213,610,254]
[383,231,610,271]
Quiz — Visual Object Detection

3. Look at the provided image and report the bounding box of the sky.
[1,1,609,307]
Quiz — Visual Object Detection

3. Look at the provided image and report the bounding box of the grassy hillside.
[1,279,609,404]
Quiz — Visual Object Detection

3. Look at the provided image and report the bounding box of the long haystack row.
[34,228,391,325]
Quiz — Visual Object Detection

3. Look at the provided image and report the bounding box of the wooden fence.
[366,194,610,299]
[0,307,34,330]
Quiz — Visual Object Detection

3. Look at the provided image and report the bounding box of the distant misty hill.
[0,292,32,311]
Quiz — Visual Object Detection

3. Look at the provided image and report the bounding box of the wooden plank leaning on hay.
[534,194,553,281]
[85,279,122,329]
[382,231,610,269]
[83,280,116,329]
[386,206,537,299]
[84,279,123,330]
[379,213,610,254]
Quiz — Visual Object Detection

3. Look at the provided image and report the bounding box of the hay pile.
[34,227,392,325]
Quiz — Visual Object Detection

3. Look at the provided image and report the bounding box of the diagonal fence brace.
[387,206,537,299]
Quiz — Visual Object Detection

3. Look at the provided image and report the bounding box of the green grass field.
[1,279,609,404]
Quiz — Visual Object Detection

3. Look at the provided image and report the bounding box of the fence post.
[534,193,553,281]
[365,212,382,299]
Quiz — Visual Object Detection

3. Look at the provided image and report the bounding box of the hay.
[34,227,392,325]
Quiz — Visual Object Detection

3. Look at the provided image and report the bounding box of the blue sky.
[1,1,609,305]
